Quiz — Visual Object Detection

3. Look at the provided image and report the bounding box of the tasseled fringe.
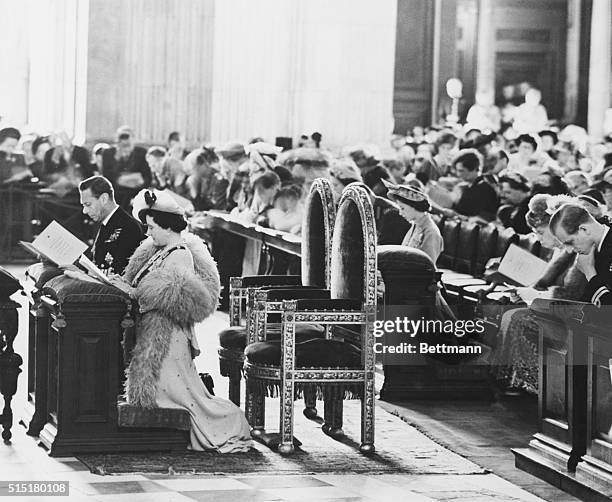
[246,379,363,400]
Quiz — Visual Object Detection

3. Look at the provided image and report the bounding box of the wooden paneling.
[393,0,435,133]
[456,0,478,103]
[493,0,568,119]
[75,332,108,422]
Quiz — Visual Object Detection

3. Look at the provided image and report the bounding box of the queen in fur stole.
[122,232,220,408]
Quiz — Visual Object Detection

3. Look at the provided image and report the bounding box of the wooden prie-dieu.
[30,274,188,456]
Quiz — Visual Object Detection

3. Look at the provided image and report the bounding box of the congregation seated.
[441,149,499,224]
[497,173,531,234]
[39,132,93,197]
[146,145,189,195]
[101,126,152,205]
[28,136,51,180]
[0,127,31,184]
[185,147,228,211]
[267,185,304,234]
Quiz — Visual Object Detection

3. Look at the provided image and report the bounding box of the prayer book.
[77,254,114,286]
[20,221,112,285]
[493,243,549,287]
[20,221,88,266]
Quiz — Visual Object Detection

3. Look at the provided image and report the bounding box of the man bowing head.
[79,176,145,274]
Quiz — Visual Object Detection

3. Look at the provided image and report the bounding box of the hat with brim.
[217,142,246,159]
[382,179,430,209]
[132,189,185,221]
[279,148,329,168]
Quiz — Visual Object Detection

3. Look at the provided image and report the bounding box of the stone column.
[564,0,581,122]
[588,0,611,136]
[475,0,495,96]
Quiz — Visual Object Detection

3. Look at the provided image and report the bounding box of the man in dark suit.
[550,203,612,306]
[450,149,499,223]
[101,126,152,207]
[79,176,145,274]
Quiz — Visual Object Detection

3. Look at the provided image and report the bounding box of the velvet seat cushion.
[25,263,63,289]
[0,266,22,297]
[245,339,362,368]
[43,275,128,303]
[218,326,248,350]
[219,325,325,351]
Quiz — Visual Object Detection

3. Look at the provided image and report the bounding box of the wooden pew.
[512,300,612,502]
[573,313,612,499]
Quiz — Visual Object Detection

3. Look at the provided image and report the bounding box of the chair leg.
[322,397,344,438]
[278,379,295,455]
[246,386,266,438]
[228,371,242,406]
[360,379,375,454]
[303,386,318,419]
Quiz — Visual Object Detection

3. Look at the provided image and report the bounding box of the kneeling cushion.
[117,401,190,431]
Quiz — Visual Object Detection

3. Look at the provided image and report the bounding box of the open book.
[20,221,112,285]
[485,243,549,287]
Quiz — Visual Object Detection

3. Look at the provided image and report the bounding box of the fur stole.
[124,232,220,407]
[534,250,575,289]
[533,250,586,300]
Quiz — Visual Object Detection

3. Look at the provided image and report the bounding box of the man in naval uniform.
[79,176,145,274]
[550,203,612,306]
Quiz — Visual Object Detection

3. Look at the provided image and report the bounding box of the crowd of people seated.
[3,86,612,425]
[2,87,612,248]
[2,85,612,292]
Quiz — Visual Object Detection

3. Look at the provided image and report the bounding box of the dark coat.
[101,146,152,188]
[0,152,27,184]
[42,146,92,180]
[497,196,531,234]
[454,176,499,221]
[582,226,612,306]
[87,207,145,274]
[373,196,412,245]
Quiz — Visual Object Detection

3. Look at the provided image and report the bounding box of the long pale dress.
[133,246,252,453]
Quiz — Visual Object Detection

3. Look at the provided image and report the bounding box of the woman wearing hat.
[383,179,443,263]
[108,189,252,453]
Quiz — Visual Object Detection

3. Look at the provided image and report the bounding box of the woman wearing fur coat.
[108,189,252,453]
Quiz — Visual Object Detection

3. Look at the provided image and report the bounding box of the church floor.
[0,264,577,501]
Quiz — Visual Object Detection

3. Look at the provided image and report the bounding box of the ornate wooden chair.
[219,274,303,405]
[244,185,377,455]
[217,178,336,406]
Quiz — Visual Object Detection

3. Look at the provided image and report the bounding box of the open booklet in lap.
[485,244,548,287]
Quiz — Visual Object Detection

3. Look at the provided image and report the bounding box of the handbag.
[199,372,215,396]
